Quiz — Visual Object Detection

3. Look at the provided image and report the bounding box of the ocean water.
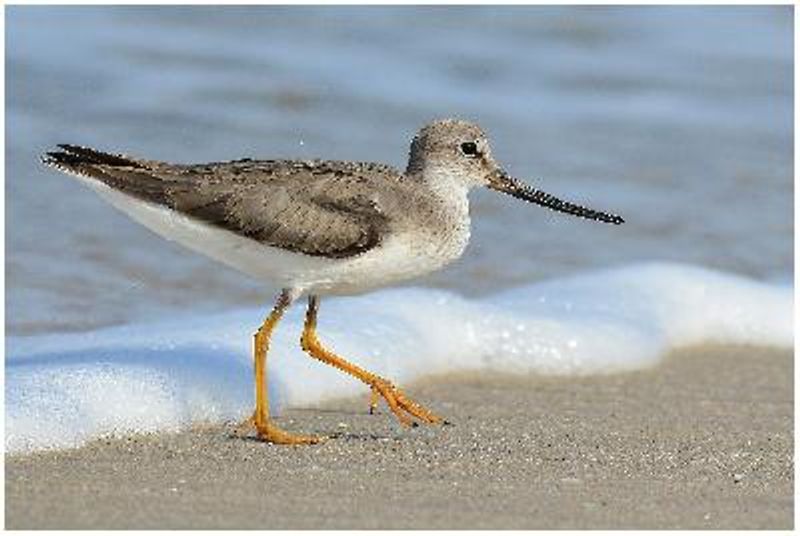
[5,7,794,453]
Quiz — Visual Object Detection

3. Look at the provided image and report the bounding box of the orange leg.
[238,290,324,445]
[300,295,443,427]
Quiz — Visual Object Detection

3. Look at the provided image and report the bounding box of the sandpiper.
[43,119,623,444]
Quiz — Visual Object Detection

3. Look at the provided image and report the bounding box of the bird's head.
[406,118,624,225]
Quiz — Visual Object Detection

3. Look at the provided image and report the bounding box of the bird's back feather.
[43,145,399,259]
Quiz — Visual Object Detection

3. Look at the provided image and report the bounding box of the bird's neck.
[408,167,472,203]
[419,171,472,235]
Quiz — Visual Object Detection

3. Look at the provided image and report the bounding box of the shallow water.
[6,6,793,334]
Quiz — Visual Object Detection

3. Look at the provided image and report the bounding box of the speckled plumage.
[42,119,622,296]
[42,118,624,444]
[45,150,393,258]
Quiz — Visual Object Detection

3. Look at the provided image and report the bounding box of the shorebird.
[43,119,623,445]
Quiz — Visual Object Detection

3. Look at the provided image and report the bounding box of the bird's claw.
[234,411,326,445]
[368,378,443,427]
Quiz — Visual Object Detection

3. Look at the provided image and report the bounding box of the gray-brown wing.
[170,161,395,258]
[43,145,395,259]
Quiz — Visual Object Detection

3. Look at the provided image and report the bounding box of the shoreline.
[6,345,793,529]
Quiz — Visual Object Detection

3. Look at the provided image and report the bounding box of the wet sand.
[5,346,793,529]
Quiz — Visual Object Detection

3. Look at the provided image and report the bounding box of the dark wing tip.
[42,144,141,168]
[41,149,82,168]
[57,143,82,152]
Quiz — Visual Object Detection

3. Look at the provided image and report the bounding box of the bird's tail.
[41,144,145,176]
[41,144,175,206]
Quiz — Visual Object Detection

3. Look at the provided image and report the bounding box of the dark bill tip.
[487,171,625,225]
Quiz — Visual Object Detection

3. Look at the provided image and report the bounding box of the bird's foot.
[234,412,325,445]
[368,378,443,427]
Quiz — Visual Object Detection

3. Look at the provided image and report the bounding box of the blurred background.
[6,6,793,335]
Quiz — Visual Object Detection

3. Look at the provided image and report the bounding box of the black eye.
[460,141,479,158]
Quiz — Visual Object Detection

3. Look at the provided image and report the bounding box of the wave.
[6,262,792,454]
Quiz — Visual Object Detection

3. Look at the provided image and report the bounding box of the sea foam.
[5,262,793,454]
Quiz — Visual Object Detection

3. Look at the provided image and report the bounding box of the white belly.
[78,177,470,296]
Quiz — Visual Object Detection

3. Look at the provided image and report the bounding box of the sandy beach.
[6,345,793,529]
[6,6,792,531]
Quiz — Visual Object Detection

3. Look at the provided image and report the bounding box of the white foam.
[5,262,793,454]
